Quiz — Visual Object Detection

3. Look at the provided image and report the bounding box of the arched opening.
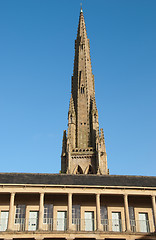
[86,165,94,174]
[81,85,85,94]
[75,165,83,174]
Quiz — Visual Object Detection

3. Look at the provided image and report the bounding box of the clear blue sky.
[0,0,156,176]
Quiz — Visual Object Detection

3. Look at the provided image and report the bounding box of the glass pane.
[139,213,149,233]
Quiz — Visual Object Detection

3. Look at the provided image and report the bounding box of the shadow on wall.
[137,232,156,239]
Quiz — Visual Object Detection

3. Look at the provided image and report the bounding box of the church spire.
[72,8,96,148]
[61,9,108,175]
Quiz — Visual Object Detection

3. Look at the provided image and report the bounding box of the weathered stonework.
[61,9,108,175]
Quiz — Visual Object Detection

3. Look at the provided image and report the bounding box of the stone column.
[96,193,102,231]
[7,192,15,231]
[38,193,44,230]
[124,194,131,232]
[68,193,72,231]
[151,195,156,231]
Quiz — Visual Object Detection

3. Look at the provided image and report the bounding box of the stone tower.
[61,8,108,175]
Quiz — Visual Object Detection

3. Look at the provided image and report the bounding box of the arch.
[73,165,83,174]
[85,165,94,174]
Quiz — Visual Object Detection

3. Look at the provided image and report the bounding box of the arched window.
[81,86,84,94]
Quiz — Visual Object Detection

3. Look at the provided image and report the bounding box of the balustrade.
[0,217,153,233]
[130,219,151,233]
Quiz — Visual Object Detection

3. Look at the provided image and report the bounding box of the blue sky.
[0,0,156,176]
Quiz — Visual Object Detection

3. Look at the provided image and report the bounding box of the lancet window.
[81,85,85,94]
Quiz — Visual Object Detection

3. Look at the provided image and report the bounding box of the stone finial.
[80,3,83,12]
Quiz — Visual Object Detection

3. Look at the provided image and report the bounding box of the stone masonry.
[61,9,108,175]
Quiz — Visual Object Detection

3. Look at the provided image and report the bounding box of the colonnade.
[5,192,156,232]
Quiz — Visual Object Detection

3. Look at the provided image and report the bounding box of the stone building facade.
[0,7,155,240]
[0,174,156,240]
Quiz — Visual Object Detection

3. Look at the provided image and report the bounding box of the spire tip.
[80,3,83,13]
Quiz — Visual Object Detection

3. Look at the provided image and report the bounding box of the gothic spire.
[71,9,97,149]
[61,9,108,175]
[72,8,95,102]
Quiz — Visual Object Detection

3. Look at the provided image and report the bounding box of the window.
[112,212,122,232]
[28,211,38,231]
[57,211,67,231]
[43,204,53,224]
[72,205,80,224]
[139,212,150,232]
[0,211,9,231]
[129,206,136,232]
[81,85,84,94]
[15,205,26,224]
[85,211,94,231]
[100,206,108,231]
[100,206,108,221]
